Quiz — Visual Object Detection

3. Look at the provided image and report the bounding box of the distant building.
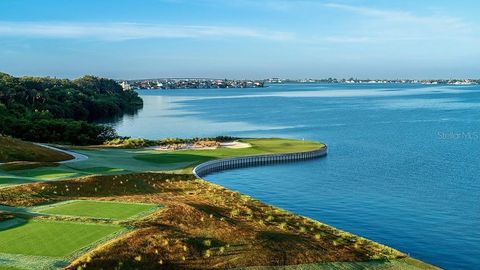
[120,81,132,91]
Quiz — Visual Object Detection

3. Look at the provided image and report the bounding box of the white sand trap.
[220,141,252,149]
[148,141,251,151]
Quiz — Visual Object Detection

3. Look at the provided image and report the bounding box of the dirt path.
[34,143,89,163]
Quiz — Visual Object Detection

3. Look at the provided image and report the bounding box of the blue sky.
[0,0,479,79]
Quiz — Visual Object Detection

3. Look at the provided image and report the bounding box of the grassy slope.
[0,136,73,163]
[0,138,324,186]
[238,257,439,270]
[0,220,121,257]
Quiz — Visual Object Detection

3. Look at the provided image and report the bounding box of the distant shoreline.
[119,79,478,91]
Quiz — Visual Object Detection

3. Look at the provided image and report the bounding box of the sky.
[0,0,479,79]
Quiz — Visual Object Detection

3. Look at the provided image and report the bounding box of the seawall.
[193,146,327,178]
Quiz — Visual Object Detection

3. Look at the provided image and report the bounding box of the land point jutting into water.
[0,134,440,270]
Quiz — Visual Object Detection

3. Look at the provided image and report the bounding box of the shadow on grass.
[186,236,227,251]
[0,176,37,186]
[0,162,59,172]
[0,207,36,232]
[257,231,304,243]
[188,203,237,225]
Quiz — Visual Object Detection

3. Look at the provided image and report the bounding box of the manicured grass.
[133,152,213,165]
[79,167,124,173]
[0,136,72,163]
[0,138,324,186]
[12,169,83,180]
[0,220,121,257]
[0,266,26,270]
[0,176,36,187]
[37,200,158,220]
[244,138,324,153]
[134,138,324,166]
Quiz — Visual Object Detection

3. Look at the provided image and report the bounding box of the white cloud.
[0,3,477,46]
[0,21,295,41]
[324,3,470,33]
[316,3,479,44]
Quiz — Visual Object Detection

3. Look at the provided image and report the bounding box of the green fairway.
[0,220,121,257]
[134,138,324,166]
[11,169,83,180]
[0,176,36,187]
[0,138,324,186]
[0,266,26,270]
[243,138,324,153]
[79,167,124,173]
[37,200,158,220]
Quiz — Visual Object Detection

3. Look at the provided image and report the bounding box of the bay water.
[113,84,480,269]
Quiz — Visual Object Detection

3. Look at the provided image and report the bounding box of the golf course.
[0,138,323,187]
[0,137,440,270]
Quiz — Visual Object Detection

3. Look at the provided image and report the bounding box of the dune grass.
[0,136,72,163]
[237,257,440,270]
[0,220,122,257]
[37,200,158,220]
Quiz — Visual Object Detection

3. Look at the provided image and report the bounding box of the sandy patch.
[219,141,252,149]
[148,141,251,151]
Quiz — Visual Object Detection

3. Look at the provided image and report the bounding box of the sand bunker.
[219,141,251,149]
[149,141,251,151]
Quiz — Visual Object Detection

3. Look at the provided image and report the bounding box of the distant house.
[120,81,132,91]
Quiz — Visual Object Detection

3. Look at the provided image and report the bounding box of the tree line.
[0,73,143,145]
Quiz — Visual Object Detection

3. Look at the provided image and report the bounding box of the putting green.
[0,220,121,257]
[134,138,324,165]
[37,200,158,220]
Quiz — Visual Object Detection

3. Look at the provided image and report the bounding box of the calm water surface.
[114,84,480,269]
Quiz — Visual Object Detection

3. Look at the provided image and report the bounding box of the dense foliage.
[0,73,143,145]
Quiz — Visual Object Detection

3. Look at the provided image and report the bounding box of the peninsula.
[0,137,439,270]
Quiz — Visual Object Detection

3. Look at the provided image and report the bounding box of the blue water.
[114,84,480,269]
